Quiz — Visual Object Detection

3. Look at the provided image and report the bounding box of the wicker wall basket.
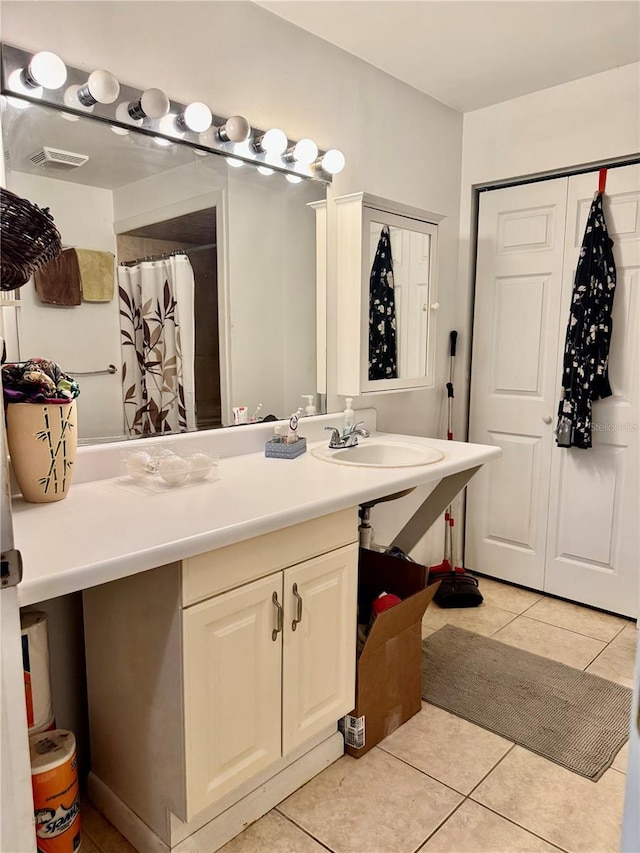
[0,188,62,292]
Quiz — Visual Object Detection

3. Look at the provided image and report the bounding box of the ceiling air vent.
[28,146,89,169]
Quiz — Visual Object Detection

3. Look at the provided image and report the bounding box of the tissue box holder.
[265,437,307,459]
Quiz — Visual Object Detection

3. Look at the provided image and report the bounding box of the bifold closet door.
[466,178,568,590]
[468,164,639,617]
[544,165,640,617]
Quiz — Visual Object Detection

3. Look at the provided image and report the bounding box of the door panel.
[544,165,640,616]
[282,544,357,754]
[466,178,568,588]
[183,573,282,817]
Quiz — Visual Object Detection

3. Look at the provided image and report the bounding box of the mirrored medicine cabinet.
[334,193,444,397]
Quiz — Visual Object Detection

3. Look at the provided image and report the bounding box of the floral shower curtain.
[118,254,196,436]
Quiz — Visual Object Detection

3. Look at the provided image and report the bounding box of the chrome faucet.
[325,421,371,449]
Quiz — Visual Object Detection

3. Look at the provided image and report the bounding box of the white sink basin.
[312,440,445,468]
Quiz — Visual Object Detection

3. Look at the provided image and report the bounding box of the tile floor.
[80,576,637,853]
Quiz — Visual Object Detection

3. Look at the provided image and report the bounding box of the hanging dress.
[368,225,398,380]
[556,191,617,449]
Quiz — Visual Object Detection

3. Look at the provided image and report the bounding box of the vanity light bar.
[0,43,345,182]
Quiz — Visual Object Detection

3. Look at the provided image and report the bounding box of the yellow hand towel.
[76,249,115,302]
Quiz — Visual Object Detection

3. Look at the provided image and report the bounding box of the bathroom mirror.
[0,95,326,442]
[334,193,443,396]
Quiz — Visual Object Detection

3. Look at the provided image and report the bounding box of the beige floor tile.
[612,740,629,774]
[524,597,628,642]
[471,746,626,853]
[79,835,101,853]
[219,810,325,852]
[278,747,462,853]
[423,601,516,637]
[610,621,638,650]
[473,577,543,615]
[379,703,513,795]
[81,799,137,853]
[586,643,637,688]
[422,624,436,639]
[421,799,559,852]
[492,616,606,669]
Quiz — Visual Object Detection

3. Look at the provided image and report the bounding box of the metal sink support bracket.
[389,466,482,554]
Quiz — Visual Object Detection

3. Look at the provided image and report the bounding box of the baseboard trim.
[89,732,344,853]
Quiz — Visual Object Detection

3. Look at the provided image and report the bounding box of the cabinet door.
[282,544,358,754]
[183,573,283,818]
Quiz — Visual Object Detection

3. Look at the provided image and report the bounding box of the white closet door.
[466,178,568,589]
[544,165,640,617]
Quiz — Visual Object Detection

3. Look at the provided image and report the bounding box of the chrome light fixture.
[1,43,346,181]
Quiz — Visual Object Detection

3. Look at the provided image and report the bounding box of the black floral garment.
[557,192,617,449]
[368,225,398,380]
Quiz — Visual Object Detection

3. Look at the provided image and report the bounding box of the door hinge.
[1,549,23,589]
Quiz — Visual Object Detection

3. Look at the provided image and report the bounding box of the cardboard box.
[340,548,438,758]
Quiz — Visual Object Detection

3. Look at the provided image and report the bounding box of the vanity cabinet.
[183,546,357,816]
[83,509,358,847]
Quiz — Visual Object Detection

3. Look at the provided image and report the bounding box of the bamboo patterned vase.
[6,401,77,503]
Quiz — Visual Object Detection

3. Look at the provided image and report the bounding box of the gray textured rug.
[422,625,632,780]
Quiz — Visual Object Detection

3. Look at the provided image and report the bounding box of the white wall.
[456,62,640,440]
[7,171,123,440]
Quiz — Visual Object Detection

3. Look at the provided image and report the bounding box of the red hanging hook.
[598,168,608,194]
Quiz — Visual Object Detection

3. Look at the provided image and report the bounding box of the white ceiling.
[256,1,640,112]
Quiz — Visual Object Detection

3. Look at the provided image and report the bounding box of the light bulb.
[320,149,346,175]
[226,157,244,168]
[255,128,288,156]
[127,88,170,120]
[110,125,129,136]
[6,95,31,111]
[233,140,253,158]
[217,115,251,143]
[286,174,303,184]
[177,102,212,133]
[77,70,120,106]
[257,166,274,176]
[64,85,94,113]
[158,113,183,139]
[24,51,67,89]
[8,69,42,99]
[290,138,318,166]
[154,136,174,148]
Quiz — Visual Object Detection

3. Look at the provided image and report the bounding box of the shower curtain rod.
[120,243,216,266]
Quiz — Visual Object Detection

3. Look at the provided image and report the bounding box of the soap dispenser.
[302,395,316,416]
[343,397,356,430]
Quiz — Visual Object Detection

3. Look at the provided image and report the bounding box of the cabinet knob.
[542,414,553,424]
[291,583,303,631]
[272,591,283,641]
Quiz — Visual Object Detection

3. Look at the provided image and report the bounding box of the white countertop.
[13,429,500,606]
